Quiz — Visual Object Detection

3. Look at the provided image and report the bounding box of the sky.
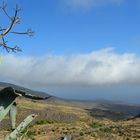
[0,0,140,104]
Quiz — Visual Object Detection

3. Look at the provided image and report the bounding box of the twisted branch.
[0,2,34,52]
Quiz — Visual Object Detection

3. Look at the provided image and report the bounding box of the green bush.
[80,132,84,136]
[90,122,102,128]
[100,127,112,133]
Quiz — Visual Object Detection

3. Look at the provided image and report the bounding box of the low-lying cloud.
[61,0,124,10]
[0,48,140,88]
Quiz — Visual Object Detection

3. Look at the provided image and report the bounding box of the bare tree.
[0,1,34,52]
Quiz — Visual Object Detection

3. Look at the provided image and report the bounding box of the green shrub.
[90,122,102,128]
[100,127,112,133]
[80,132,84,136]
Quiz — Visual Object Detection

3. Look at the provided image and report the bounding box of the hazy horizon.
[35,85,140,104]
[1,81,140,104]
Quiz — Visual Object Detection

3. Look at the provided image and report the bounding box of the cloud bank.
[0,48,140,87]
[62,0,124,10]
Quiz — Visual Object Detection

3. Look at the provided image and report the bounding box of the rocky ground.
[0,98,139,140]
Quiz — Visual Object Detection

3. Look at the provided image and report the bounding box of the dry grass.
[0,98,139,140]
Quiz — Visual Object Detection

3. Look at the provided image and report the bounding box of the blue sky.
[2,0,140,55]
[0,0,140,104]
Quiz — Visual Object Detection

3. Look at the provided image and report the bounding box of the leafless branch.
[0,37,22,52]
[0,28,34,37]
[0,2,34,52]
[11,29,34,37]
[0,1,13,21]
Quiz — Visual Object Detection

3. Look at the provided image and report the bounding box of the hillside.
[0,82,140,139]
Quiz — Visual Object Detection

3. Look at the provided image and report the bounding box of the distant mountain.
[134,113,140,118]
[0,82,52,98]
[97,102,140,117]
[87,108,127,120]
[0,81,139,119]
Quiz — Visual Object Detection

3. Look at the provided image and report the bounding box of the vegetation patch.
[35,119,57,125]
[90,122,103,128]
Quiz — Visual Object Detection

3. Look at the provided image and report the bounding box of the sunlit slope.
[0,97,139,140]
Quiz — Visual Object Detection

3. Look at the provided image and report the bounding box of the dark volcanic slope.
[98,102,140,116]
[64,100,140,120]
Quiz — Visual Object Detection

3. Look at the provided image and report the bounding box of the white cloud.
[0,48,140,88]
[61,0,124,10]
